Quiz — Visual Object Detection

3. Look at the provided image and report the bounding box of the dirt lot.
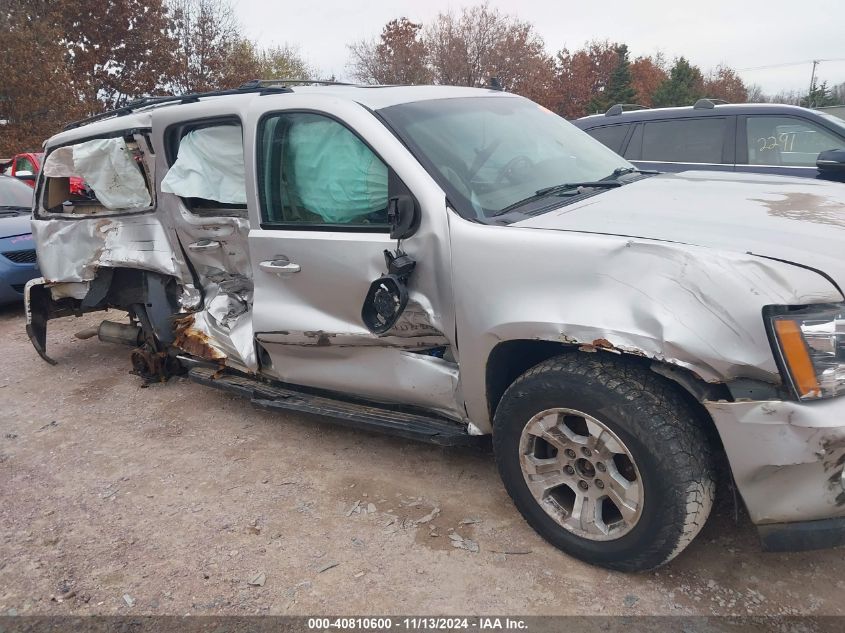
[1,303,844,617]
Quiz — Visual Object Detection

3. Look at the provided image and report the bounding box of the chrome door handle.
[260,259,301,274]
[188,239,221,251]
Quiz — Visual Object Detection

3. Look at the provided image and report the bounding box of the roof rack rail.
[62,81,294,131]
[605,103,647,116]
[693,98,729,110]
[242,78,358,88]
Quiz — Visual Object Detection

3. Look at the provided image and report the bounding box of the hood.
[517,171,845,291]
[0,215,33,240]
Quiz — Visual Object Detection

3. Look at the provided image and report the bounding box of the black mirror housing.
[387,194,420,240]
[817,149,845,172]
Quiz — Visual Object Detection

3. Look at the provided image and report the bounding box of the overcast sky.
[233,0,845,95]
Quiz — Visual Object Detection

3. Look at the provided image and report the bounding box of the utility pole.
[808,59,819,107]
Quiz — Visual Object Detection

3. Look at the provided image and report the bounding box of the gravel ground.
[1,303,844,617]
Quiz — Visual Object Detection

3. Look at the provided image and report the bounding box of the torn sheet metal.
[183,268,256,370]
[31,216,181,285]
[706,399,845,525]
[173,314,227,362]
[160,125,247,204]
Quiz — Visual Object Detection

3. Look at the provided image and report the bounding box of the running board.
[188,366,478,446]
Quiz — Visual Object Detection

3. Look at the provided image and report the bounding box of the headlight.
[770,304,845,400]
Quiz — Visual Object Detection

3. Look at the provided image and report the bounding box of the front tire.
[493,354,715,572]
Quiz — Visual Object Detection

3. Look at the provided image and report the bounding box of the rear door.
[624,116,735,173]
[151,102,256,370]
[243,94,463,418]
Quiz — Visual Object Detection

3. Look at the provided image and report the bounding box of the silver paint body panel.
[28,86,845,528]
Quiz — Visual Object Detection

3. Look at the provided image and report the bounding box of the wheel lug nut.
[565,448,577,458]
[564,465,575,475]
[581,447,592,457]
[596,462,606,472]
[595,479,604,489]
[578,480,589,491]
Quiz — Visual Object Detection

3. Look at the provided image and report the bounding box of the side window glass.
[161,123,247,216]
[623,124,643,160]
[642,118,727,163]
[746,116,844,166]
[586,125,630,153]
[16,157,35,173]
[259,113,389,228]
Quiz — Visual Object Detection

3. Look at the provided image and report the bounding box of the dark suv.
[574,100,845,181]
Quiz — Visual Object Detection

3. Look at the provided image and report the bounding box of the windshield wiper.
[605,166,660,180]
[0,205,30,215]
[535,181,623,196]
[494,181,622,216]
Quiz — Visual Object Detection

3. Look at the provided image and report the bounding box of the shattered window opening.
[162,123,248,217]
[40,135,153,217]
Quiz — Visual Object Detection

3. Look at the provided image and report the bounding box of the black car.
[573,100,845,181]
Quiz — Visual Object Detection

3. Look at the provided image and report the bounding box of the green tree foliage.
[605,45,637,106]
[257,45,312,80]
[651,57,705,107]
[807,81,840,108]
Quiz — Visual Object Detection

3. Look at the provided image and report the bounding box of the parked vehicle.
[5,151,87,195]
[574,100,845,181]
[24,82,845,571]
[0,175,39,304]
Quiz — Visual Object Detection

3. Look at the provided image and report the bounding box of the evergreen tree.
[606,45,637,105]
[651,57,705,107]
[806,81,839,108]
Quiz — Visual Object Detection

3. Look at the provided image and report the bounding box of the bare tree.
[167,0,248,92]
[745,84,767,103]
[348,18,431,85]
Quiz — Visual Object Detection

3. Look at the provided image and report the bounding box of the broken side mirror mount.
[387,194,420,241]
[361,249,417,335]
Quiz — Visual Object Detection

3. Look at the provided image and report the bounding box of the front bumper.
[706,399,845,549]
[0,252,39,305]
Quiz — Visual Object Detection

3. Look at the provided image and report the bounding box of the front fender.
[449,221,842,428]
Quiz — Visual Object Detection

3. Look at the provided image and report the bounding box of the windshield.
[379,96,632,221]
[818,112,845,136]
[0,176,35,209]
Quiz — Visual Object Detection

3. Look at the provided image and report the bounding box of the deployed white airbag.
[72,138,151,209]
[161,126,246,204]
[41,146,76,178]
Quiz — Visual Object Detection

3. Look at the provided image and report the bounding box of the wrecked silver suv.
[25,82,845,571]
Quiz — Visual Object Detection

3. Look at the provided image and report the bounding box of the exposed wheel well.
[485,340,730,469]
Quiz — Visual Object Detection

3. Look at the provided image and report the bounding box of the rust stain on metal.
[173,315,227,361]
[304,330,335,347]
[578,338,615,353]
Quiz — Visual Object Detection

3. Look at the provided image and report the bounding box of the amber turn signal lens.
[774,319,821,398]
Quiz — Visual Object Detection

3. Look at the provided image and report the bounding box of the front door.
[736,115,845,180]
[244,96,462,419]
